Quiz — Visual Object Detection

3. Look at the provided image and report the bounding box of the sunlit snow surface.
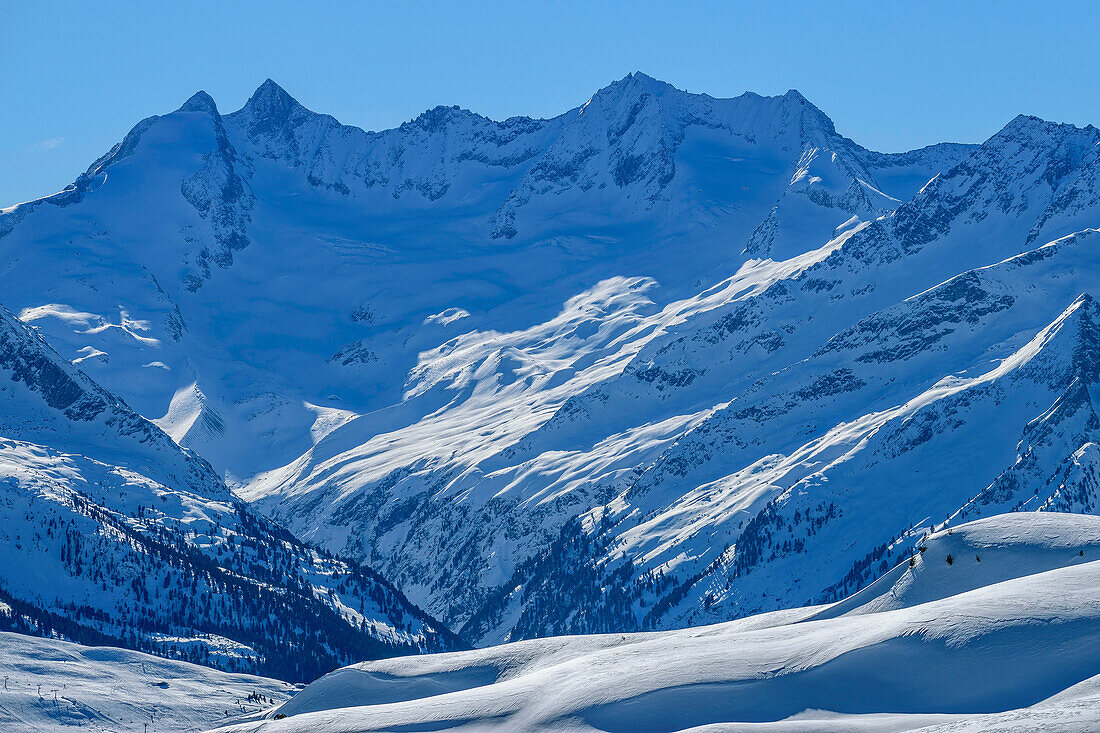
[0,632,293,732]
[211,514,1100,732]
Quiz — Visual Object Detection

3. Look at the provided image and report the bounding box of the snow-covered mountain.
[2,73,1099,650]
[212,513,1100,732]
[0,303,460,681]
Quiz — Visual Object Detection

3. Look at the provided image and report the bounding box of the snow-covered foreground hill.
[212,513,1100,733]
[0,631,293,732]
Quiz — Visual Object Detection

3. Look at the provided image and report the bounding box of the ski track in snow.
[0,631,294,732]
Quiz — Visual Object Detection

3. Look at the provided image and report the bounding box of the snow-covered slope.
[0,631,293,732]
[0,299,226,501]
[0,304,460,681]
[3,74,1099,648]
[211,513,1100,732]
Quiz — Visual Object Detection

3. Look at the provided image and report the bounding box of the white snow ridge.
[1,74,1099,731]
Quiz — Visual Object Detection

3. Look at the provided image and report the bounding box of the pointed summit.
[1022,291,1100,352]
[778,88,836,136]
[1053,292,1100,348]
[999,113,1060,136]
[1014,290,1100,390]
[612,71,678,96]
[234,78,304,135]
[1070,291,1100,309]
[249,78,295,106]
[176,90,219,116]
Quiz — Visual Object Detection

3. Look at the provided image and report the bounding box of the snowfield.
[212,514,1100,732]
[0,631,293,732]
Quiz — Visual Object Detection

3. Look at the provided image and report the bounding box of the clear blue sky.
[3,0,1098,207]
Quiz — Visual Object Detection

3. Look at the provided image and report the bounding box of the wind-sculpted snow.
[813,512,1100,618]
[210,514,1100,732]
[3,74,1100,650]
[0,302,226,500]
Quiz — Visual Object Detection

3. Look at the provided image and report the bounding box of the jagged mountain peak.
[578,73,836,138]
[1044,291,1100,346]
[1068,290,1100,311]
[403,104,493,134]
[871,113,1100,260]
[998,113,1099,140]
[778,88,837,135]
[978,113,1100,170]
[623,70,669,86]
[586,71,679,105]
[574,72,688,128]
[247,77,299,112]
[486,75,853,239]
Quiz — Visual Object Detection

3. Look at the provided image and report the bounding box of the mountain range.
[2,72,1099,655]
